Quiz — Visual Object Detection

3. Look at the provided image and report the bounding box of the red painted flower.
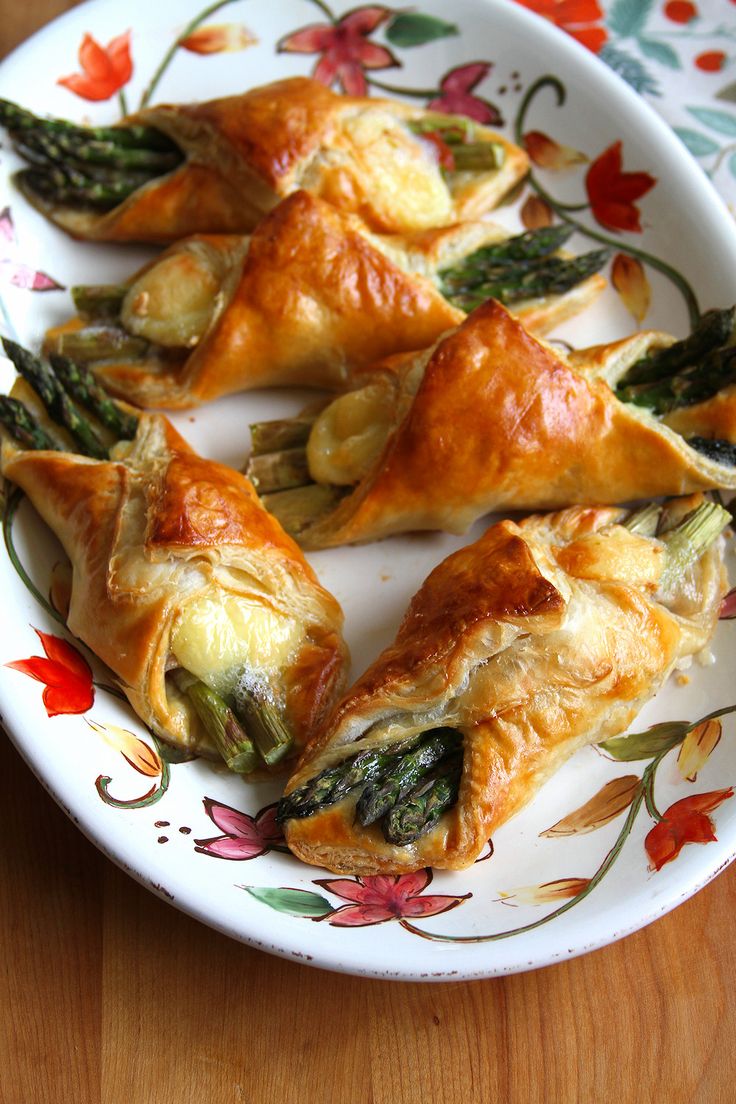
[663,1,698,23]
[427,63,502,126]
[314,869,470,927]
[6,629,93,716]
[278,6,398,96]
[695,51,727,72]
[645,789,734,871]
[585,141,657,232]
[58,31,132,102]
[513,0,607,53]
[194,799,285,860]
[0,207,63,292]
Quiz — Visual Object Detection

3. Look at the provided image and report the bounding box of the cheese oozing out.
[170,594,303,695]
[307,382,394,486]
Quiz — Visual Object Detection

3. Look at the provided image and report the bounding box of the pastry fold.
[282,500,726,873]
[21,77,528,242]
[1,404,347,763]
[45,192,605,408]
[292,300,736,548]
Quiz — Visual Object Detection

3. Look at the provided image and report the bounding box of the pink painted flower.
[0,208,63,292]
[6,629,93,717]
[58,31,132,102]
[314,869,470,927]
[427,62,502,125]
[194,799,285,860]
[278,6,399,96]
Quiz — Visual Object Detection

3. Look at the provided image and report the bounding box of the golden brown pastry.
[0,351,347,772]
[252,300,736,548]
[280,497,728,874]
[6,77,529,242]
[44,192,606,408]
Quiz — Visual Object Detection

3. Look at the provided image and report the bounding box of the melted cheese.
[170,595,302,693]
[307,383,394,486]
[342,112,452,230]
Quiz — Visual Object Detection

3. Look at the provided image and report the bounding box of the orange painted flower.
[585,141,657,233]
[645,789,733,871]
[278,6,398,96]
[86,720,162,777]
[180,24,257,55]
[611,253,651,322]
[58,31,133,102]
[523,130,588,169]
[498,878,590,906]
[6,629,93,716]
[521,194,554,228]
[513,0,607,52]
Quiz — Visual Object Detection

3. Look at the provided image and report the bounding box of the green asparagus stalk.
[71,285,128,322]
[0,395,61,451]
[356,728,462,827]
[617,307,736,389]
[622,503,662,536]
[450,142,506,172]
[260,484,346,539]
[276,741,422,823]
[19,166,151,212]
[54,326,149,363]
[2,338,107,459]
[446,225,575,272]
[175,674,259,774]
[657,500,730,596]
[14,126,181,173]
[617,344,736,415]
[246,447,311,494]
[250,416,315,457]
[0,98,177,151]
[441,249,611,310]
[233,685,293,768]
[49,354,139,440]
[383,755,463,845]
[408,116,472,142]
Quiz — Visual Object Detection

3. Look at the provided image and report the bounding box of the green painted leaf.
[637,37,681,70]
[673,127,720,157]
[729,150,736,180]
[241,886,333,918]
[607,0,654,37]
[598,721,690,761]
[385,13,459,47]
[687,106,736,137]
[598,44,660,97]
[716,81,736,105]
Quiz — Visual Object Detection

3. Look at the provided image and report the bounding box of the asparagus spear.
[441,249,611,310]
[450,142,506,172]
[617,307,736,389]
[444,225,575,273]
[246,447,311,494]
[617,344,736,415]
[0,395,61,451]
[276,741,421,823]
[19,166,151,212]
[54,326,149,363]
[260,484,346,539]
[2,338,107,459]
[250,416,315,457]
[657,500,730,596]
[179,676,259,774]
[356,728,462,827]
[383,755,463,846]
[232,685,293,768]
[0,98,177,150]
[49,354,139,440]
[71,284,128,322]
[13,125,181,173]
[622,502,661,537]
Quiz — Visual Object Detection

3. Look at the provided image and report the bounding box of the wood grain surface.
[2,5,736,1103]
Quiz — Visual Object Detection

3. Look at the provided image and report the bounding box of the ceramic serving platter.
[2,0,736,981]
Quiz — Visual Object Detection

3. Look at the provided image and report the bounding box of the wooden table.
[2,5,736,1102]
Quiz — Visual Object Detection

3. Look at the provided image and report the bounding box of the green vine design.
[95,735,171,810]
[514,75,701,329]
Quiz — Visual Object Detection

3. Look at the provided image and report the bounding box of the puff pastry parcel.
[45,192,606,408]
[0,354,347,771]
[253,300,736,548]
[280,498,728,873]
[3,77,528,242]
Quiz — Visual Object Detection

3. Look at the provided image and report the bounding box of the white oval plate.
[2,0,736,981]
